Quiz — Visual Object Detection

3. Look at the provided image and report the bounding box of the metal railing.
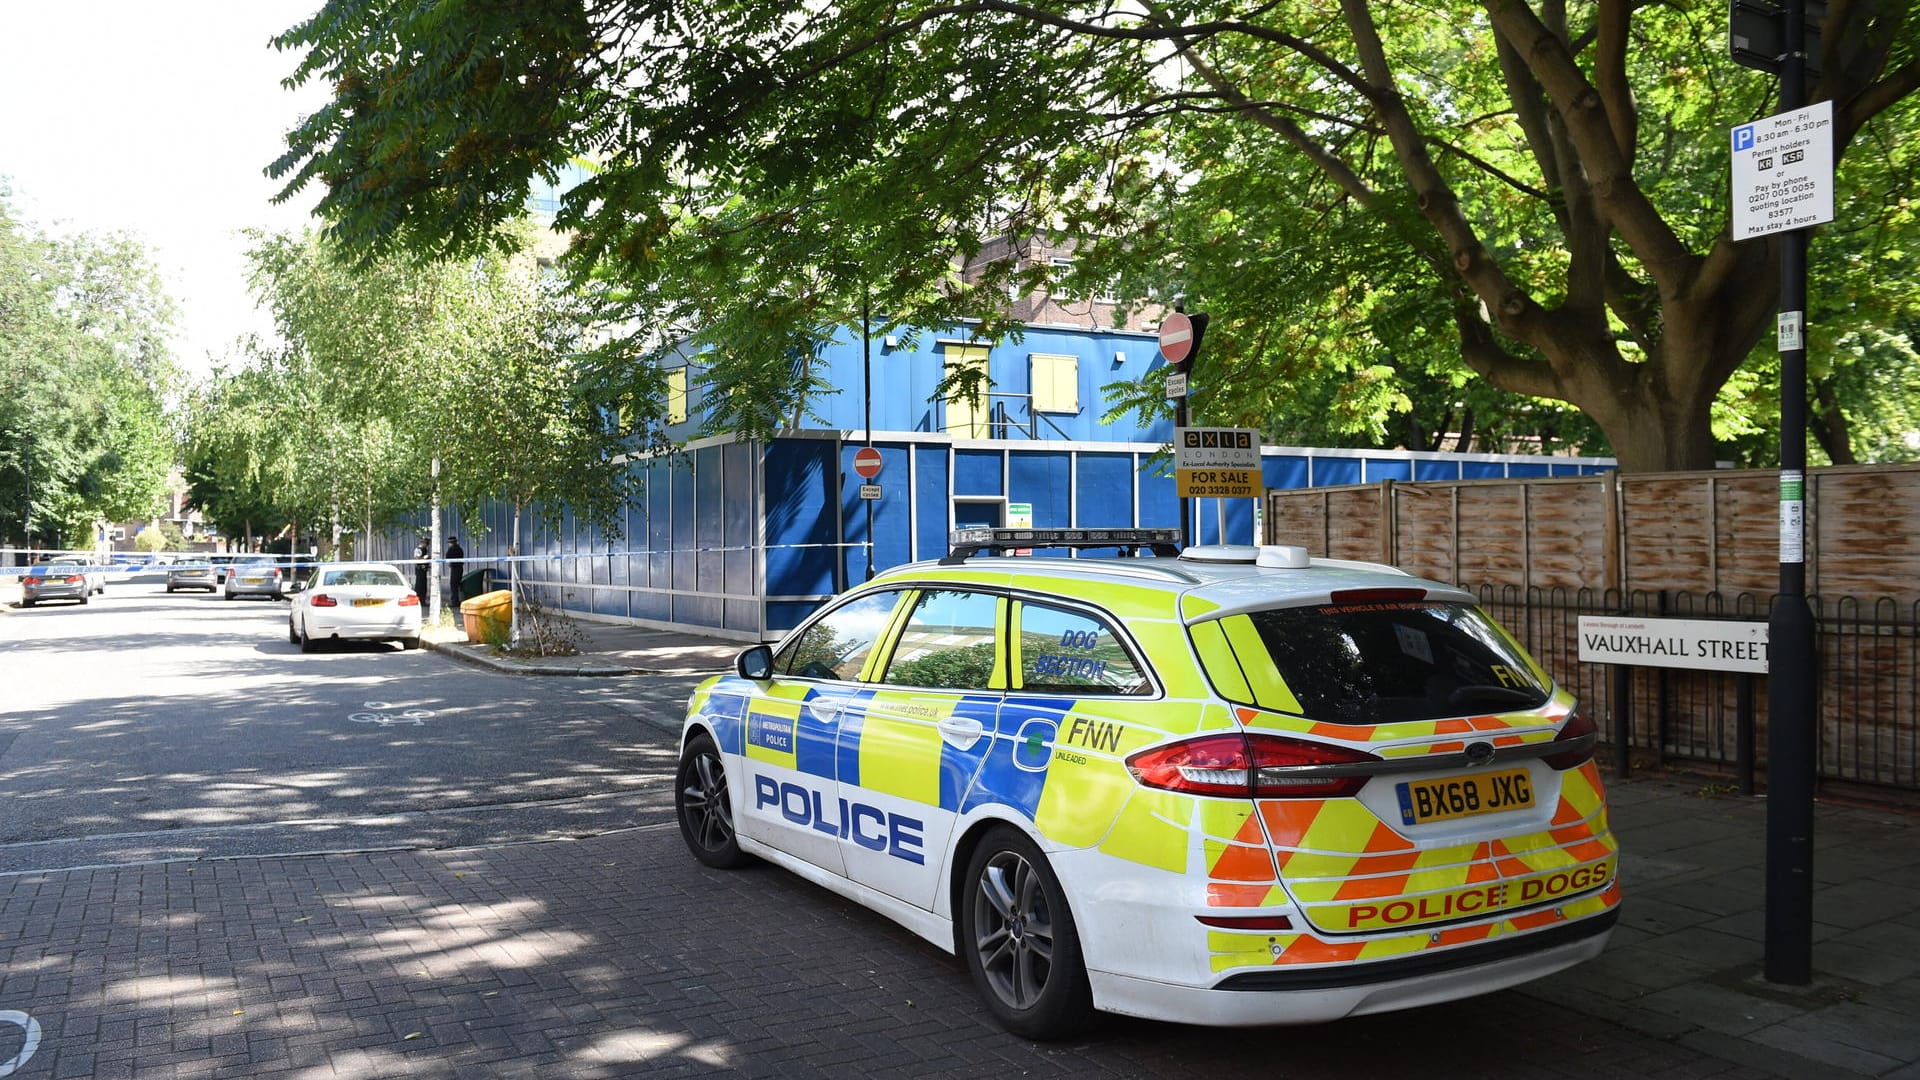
[1472,585,1920,797]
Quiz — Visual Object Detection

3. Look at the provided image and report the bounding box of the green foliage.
[0,196,179,547]
[273,0,1920,472]
[186,228,640,547]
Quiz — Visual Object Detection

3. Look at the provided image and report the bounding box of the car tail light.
[310,594,339,607]
[1543,704,1598,770]
[63,575,84,585]
[1126,733,1378,799]
[399,594,420,607]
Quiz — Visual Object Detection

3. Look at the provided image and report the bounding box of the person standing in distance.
[446,536,466,609]
[413,536,431,602]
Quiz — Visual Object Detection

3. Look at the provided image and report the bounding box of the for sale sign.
[1175,427,1262,498]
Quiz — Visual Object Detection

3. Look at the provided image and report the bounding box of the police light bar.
[944,527,1182,562]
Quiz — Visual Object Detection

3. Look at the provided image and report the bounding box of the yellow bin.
[460,589,513,642]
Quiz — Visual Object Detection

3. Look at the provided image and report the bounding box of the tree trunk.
[1811,378,1856,465]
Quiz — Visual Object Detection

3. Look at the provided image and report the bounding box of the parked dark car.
[20,563,91,606]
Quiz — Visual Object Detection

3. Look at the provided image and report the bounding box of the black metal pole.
[22,431,32,555]
[1764,0,1817,986]
[863,291,875,582]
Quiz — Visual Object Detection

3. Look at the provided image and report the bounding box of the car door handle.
[937,717,985,750]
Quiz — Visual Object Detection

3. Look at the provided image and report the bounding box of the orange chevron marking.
[1207,883,1275,908]
[1259,801,1324,850]
[1209,842,1278,882]
[1274,937,1367,966]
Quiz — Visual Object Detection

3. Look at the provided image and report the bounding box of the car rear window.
[323,569,404,587]
[1195,601,1549,724]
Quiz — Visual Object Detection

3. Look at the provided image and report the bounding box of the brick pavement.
[3,770,1916,1079]
[0,818,1757,1080]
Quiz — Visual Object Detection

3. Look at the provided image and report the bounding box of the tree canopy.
[0,194,179,549]
[185,228,645,561]
[273,0,1919,472]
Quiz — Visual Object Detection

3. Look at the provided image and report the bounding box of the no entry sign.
[1159,311,1195,364]
[852,446,883,479]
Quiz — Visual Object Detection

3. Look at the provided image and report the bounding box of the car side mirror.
[736,645,774,680]
[286,580,305,593]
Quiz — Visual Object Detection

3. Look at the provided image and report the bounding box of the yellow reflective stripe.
[992,597,1011,689]
[1209,931,1289,972]
[1189,619,1252,703]
[1128,618,1208,699]
[1008,599,1024,689]
[1097,787,1193,872]
[857,695,945,805]
[856,589,918,682]
[1182,594,1223,620]
[1221,615,1302,714]
[1033,753,1133,847]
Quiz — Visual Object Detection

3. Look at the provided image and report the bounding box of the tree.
[205,227,642,635]
[0,194,178,547]
[271,0,1918,472]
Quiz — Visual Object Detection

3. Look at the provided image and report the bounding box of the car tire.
[20,599,32,608]
[289,618,300,644]
[166,585,176,594]
[401,637,421,650]
[299,622,320,653]
[675,732,750,869]
[78,593,89,605]
[961,825,1096,1040]
[224,591,235,601]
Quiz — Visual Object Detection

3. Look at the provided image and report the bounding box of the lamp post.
[21,431,32,556]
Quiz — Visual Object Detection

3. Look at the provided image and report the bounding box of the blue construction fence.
[368,432,1613,641]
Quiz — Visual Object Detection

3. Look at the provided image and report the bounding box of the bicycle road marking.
[350,701,433,726]
[0,1011,41,1077]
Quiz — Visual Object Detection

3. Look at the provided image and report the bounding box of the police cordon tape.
[0,542,882,577]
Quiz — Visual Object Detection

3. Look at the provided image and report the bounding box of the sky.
[0,1,330,377]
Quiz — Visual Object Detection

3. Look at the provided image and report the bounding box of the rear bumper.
[1089,910,1616,1025]
[309,614,422,640]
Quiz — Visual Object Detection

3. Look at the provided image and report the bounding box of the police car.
[676,528,1618,1037]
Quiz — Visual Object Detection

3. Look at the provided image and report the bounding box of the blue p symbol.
[1733,125,1755,152]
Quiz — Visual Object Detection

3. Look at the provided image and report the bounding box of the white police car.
[677,528,1617,1037]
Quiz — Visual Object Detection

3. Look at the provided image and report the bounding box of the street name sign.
[1731,101,1834,240]
[1577,615,1769,674]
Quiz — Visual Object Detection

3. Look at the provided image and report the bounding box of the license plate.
[352,597,386,607]
[1397,769,1533,825]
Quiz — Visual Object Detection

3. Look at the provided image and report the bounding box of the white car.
[287,562,423,652]
[677,527,1618,1037]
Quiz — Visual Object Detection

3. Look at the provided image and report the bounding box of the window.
[943,346,990,439]
[1047,256,1076,298]
[879,590,1002,690]
[1029,353,1080,414]
[1015,602,1150,695]
[667,368,688,425]
[1212,602,1550,724]
[775,590,903,681]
